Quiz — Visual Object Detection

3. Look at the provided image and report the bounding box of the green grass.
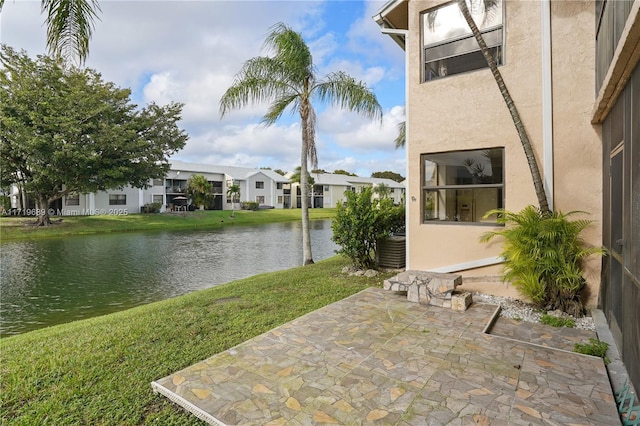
[540,313,576,328]
[574,338,610,364]
[0,208,336,242]
[0,256,391,425]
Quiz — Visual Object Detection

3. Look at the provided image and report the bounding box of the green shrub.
[481,206,605,317]
[141,202,162,213]
[241,201,259,211]
[331,187,405,269]
[540,313,575,328]
[574,338,610,364]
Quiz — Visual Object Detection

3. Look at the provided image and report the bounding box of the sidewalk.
[152,287,619,425]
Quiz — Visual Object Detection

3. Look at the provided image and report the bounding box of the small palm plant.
[481,206,605,317]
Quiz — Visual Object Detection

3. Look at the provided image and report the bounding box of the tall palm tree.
[457,0,550,215]
[0,0,101,65]
[220,22,382,265]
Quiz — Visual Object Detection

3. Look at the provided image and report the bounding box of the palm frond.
[262,94,298,125]
[42,0,101,65]
[315,71,382,122]
[264,22,313,82]
[394,121,406,149]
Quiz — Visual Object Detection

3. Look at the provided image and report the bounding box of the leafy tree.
[0,0,102,65]
[457,0,549,214]
[481,206,605,316]
[332,186,404,269]
[311,169,327,174]
[371,171,404,183]
[186,174,212,210]
[333,169,357,176]
[220,22,382,265]
[226,183,240,217]
[0,46,187,225]
[273,169,286,176]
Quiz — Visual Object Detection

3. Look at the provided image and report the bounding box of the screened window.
[422,148,503,223]
[277,182,283,190]
[422,0,503,82]
[66,193,80,206]
[109,194,127,205]
[255,181,264,189]
[152,194,163,204]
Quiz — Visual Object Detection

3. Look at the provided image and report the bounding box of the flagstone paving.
[152,288,619,425]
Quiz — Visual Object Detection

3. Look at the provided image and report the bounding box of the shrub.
[481,206,606,317]
[331,187,405,269]
[141,202,162,213]
[240,201,259,211]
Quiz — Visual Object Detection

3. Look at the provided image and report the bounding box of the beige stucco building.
[375,0,639,397]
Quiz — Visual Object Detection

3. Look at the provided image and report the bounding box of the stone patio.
[152,288,619,425]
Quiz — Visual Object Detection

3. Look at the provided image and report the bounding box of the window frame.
[421,0,505,83]
[255,181,264,189]
[421,147,505,225]
[109,194,127,206]
[66,193,80,206]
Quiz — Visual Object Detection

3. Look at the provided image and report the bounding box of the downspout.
[380,27,409,268]
[541,0,554,211]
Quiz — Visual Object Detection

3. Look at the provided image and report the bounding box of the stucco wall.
[406,0,602,305]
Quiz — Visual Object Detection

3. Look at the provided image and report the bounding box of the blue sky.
[1,1,406,177]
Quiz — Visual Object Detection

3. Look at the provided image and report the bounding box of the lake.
[0,219,338,336]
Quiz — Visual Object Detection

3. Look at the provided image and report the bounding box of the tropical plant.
[332,187,404,269]
[220,22,382,265]
[186,174,212,210]
[373,183,391,199]
[394,121,406,149]
[457,0,549,215]
[226,183,240,217]
[481,206,606,317]
[0,0,102,65]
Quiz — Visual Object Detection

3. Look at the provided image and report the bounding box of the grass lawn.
[0,256,391,425]
[0,208,336,242]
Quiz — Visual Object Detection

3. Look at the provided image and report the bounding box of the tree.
[457,0,549,215]
[273,169,286,176]
[220,22,382,265]
[0,0,102,65]
[226,183,240,217]
[186,174,212,210]
[394,121,406,149]
[333,169,357,176]
[0,46,188,225]
[371,171,404,183]
[373,183,391,199]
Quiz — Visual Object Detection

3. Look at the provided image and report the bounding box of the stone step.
[384,270,471,311]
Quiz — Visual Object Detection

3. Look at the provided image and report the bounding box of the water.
[0,220,338,337]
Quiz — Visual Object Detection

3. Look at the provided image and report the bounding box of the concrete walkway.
[152,288,619,425]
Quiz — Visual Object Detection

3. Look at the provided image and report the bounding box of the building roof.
[310,172,404,189]
[169,160,289,182]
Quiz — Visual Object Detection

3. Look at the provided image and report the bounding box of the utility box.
[376,235,406,269]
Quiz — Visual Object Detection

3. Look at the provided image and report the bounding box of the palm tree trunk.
[300,112,314,265]
[458,0,551,215]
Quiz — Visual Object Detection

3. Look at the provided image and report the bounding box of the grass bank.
[0,256,391,425]
[0,208,336,242]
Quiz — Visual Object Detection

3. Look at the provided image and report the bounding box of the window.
[277,195,283,204]
[152,179,163,187]
[256,181,264,189]
[277,182,283,190]
[422,148,503,224]
[324,186,330,192]
[256,195,265,204]
[153,194,163,204]
[66,193,79,206]
[422,0,503,82]
[109,194,127,205]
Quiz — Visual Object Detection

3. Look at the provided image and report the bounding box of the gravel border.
[472,292,596,332]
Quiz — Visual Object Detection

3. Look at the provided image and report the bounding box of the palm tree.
[226,183,240,218]
[186,174,212,210]
[394,121,406,149]
[457,0,550,215]
[0,0,102,65]
[373,183,391,199]
[220,22,382,265]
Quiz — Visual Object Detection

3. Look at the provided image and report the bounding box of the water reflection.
[0,220,337,336]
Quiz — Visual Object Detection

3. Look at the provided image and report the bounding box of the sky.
[0,0,407,178]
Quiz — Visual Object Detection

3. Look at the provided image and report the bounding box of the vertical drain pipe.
[380,27,410,269]
[541,0,554,211]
